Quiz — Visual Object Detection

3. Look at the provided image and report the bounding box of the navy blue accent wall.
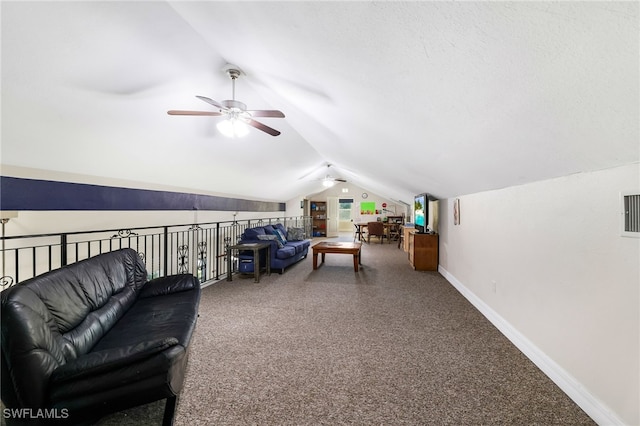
[0,176,285,212]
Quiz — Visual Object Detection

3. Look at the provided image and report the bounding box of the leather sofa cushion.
[91,285,200,351]
[51,337,179,384]
[49,344,187,404]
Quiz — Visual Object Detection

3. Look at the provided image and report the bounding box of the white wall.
[439,163,639,425]
[288,182,408,222]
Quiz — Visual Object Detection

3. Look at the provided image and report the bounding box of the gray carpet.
[98,236,595,425]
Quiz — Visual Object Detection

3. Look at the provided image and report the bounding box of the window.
[339,199,353,222]
[622,192,640,237]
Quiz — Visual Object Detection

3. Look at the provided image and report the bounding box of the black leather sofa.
[1,248,201,425]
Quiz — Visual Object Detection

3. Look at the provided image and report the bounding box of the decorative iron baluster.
[1,276,14,288]
[197,241,207,281]
[223,236,232,276]
[110,229,139,239]
[178,244,189,274]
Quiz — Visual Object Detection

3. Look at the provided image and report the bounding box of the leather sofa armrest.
[50,337,179,384]
[139,274,199,298]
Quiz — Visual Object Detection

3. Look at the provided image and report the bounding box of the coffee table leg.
[313,252,318,270]
[353,254,359,272]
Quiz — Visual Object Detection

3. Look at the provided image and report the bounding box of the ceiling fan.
[167,65,285,137]
[315,164,347,187]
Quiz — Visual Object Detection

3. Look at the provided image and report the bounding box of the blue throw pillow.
[263,225,276,235]
[274,223,287,236]
[257,234,283,248]
[244,227,266,240]
[274,229,288,246]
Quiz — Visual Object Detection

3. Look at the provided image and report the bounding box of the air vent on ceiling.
[622,192,640,237]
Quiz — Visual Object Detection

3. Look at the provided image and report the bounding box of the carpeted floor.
[97,235,595,425]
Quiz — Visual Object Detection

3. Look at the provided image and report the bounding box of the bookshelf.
[311,201,327,237]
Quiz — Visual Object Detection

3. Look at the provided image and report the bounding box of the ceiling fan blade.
[335,178,347,183]
[247,110,285,118]
[247,119,281,136]
[167,110,222,116]
[196,95,226,110]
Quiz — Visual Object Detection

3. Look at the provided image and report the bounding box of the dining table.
[354,222,368,242]
[354,221,402,243]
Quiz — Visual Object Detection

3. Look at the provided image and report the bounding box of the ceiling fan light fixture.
[217,117,249,138]
[168,65,284,137]
[322,178,335,188]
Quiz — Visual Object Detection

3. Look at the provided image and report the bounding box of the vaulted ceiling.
[2,1,638,205]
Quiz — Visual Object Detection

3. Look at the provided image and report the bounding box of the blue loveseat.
[238,223,311,274]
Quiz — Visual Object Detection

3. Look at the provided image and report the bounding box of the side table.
[226,242,271,283]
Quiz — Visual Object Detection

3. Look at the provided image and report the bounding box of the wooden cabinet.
[408,231,439,271]
[311,201,327,237]
[402,226,414,252]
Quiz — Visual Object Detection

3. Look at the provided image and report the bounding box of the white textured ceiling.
[1,1,638,203]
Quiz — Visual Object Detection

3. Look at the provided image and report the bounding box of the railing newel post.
[163,226,169,278]
[215,222,220,281]
[61,234,68,267]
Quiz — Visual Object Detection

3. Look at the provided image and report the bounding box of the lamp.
[216,71,251,138]
[217,117,249,138]
[322,178,335,188]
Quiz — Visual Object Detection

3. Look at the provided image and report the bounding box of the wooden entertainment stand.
[404,227,439,271]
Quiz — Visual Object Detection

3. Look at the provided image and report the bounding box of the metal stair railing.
[0,216,311,288]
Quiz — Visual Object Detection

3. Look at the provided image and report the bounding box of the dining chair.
[367,221,386,244]
[353,223,366,242]
[388,222,401,242]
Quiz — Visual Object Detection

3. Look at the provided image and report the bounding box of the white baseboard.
[438,265,625,426]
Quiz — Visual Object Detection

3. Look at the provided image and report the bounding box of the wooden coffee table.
[312,241,363,272]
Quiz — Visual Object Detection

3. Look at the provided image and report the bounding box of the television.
[414,193,439,234]
[414,193,428,233]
